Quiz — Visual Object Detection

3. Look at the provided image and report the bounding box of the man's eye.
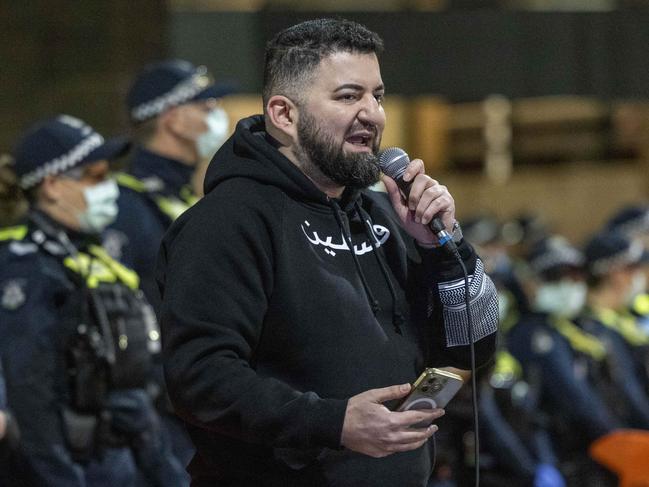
[339,94,357,101]
[374,94,384,103]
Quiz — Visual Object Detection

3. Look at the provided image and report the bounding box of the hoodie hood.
[203,115,360,211]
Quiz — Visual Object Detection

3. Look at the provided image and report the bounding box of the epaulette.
[113,172,164,193]
[0,225,38,257]
[0,225,28,242]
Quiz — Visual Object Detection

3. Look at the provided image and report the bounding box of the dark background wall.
[170,10,649,100]
[1,0,167,149]
[5,5,649,150]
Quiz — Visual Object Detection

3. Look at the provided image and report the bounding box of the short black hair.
[262,18,384,109]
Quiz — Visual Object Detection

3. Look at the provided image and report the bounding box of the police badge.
[1,279,27,310]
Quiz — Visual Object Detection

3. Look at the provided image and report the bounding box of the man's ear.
[266,95,299,145]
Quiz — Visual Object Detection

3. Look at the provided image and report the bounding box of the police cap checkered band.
[585,231,649,276]
[129,67,214,122]
[126,59,234,123]
[13,115,129,189]
[528,235,584,275]
[606,206,649,237]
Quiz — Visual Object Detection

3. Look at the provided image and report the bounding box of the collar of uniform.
[129,146,194,195]
[28,209,99,252]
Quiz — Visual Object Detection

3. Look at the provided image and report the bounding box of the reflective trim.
[114,172,147,192]
[593,308,649,346]
[63,245,139,290]
[154,195,193,221]
[591,240,644,276]
[0,225,28,241]
[551,317,607,361]
[19,133,104,189]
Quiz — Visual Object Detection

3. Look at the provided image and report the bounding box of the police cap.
[12,115,129,190]
[126,59,234,124]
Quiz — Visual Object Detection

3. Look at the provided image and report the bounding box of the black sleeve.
[157,188,346,450]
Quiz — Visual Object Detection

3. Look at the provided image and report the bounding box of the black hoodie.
[157,115,498,486]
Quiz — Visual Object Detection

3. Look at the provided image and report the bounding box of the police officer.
[105,59,232,311]
[104,60,233,473]
[604,205,649,333]
[578,231,649,422]
[435,216,563,487]
[0,115,185,486]
[507,235,619,486]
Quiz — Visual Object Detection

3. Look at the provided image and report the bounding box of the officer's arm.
[478,379,537,480]
[0,264,85,486]
[157,187,346,450]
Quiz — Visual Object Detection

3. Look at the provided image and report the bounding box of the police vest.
[114,172,198,223]
[550,315,609,393]
[587,306,649,397]
[590,306,649,347]
[63,244,161,412]
[1,223,161,413]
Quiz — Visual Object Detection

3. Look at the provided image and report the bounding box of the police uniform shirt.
[0,212,142,485]
[105,147,197,310]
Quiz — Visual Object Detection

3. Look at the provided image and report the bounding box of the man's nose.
[358,94,385,127]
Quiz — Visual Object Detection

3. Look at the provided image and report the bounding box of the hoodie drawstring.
[330,200,381,316]
[354,202,405,335]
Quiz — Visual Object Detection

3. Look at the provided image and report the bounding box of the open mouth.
[345,133,373,148]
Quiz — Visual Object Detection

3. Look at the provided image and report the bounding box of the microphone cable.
[378,147,480,485]
[450,244,480,487]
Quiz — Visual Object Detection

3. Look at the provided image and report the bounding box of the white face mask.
[627,271,647,306]
[196,108,229,160]
[78,180,120,233]
[534,279,587,318]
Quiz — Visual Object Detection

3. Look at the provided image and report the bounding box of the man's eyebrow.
[333,83,385,92]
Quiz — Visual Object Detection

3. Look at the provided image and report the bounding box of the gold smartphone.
[395,368,464,414]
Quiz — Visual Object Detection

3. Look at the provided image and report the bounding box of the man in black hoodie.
[157,18,498,487]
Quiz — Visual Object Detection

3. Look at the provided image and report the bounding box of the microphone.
[378,147,456,250]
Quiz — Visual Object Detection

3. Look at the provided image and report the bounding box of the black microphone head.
[378,147,410,181]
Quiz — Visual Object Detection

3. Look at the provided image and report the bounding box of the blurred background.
[4,0,649,242]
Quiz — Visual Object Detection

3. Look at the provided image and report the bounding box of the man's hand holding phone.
[340,383,444,458]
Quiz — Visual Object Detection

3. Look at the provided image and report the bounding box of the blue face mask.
[78,180,120,233]
[196,108,229,160]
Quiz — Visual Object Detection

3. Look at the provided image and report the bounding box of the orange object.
[589,429,649,487]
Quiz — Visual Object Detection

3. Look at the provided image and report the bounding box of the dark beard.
[296,111,380,190]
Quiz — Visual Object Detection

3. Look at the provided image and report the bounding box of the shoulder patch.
[1,279,27,310]
[531,329,555,355]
